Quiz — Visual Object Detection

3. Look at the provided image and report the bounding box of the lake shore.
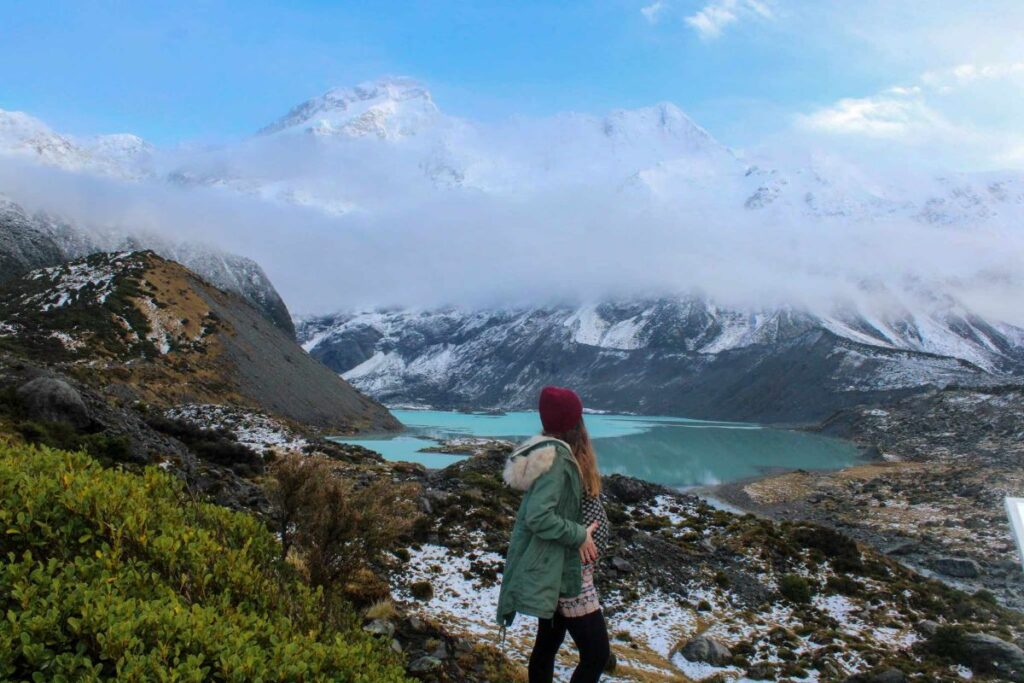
[698,386,1024,612]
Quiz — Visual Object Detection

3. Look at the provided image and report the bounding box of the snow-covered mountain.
[257,77,440,140]
[0,109,154,181]
[3,77,1024,417]
[4,78,1023,226]
[0,196,295,337]
[296,297,1023,423]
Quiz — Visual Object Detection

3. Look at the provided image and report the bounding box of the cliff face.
[0,251,398,433]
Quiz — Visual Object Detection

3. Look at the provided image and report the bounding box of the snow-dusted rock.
[678,635,733,666]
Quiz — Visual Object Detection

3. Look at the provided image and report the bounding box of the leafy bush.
[15,420,133,464]
[0,443,409,681]
[825,574,863,596]
[779,574,814,604]
[789,524,863,573]
[268,454,418,596]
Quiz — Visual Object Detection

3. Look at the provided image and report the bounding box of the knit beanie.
[538,386,584,433]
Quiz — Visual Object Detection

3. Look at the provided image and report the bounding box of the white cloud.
[640,1,665,24]
[684,0,773,40]
[921,62,1024,90]
[796,62,1024,170]
[798,88,951,140]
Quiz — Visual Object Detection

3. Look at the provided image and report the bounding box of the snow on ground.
[48,330,85,351]
[165,403,307,453]
[671,656,745,681]
[23,252,135,311]
[647,493,699,525]
[604,588,695,658]
[394,538,692,681]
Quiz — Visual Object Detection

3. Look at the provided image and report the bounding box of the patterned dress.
[557,493,610,618]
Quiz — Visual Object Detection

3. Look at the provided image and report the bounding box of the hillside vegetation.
[0,442,410,682]
[0,251,398,432]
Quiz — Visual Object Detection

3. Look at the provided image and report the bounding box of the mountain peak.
[602,101,721,153]
[257,77,439,139]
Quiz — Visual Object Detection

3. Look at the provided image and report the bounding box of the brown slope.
[0,250,399,433]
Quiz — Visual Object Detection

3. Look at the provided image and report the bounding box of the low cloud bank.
[1,129,1021,326]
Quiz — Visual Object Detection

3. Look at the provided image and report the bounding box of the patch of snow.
[164,404,307,454]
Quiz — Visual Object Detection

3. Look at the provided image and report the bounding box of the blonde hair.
[544,418,601,496]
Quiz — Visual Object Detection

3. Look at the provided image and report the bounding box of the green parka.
[496,435,587,628]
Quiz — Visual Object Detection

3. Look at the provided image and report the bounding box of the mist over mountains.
[0,76,1021,327]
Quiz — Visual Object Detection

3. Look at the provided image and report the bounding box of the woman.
[496,386,611,683]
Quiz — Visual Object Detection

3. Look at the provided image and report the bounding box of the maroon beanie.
[538,386,584,433]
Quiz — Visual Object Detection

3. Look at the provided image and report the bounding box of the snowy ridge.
[298,297,1023,421]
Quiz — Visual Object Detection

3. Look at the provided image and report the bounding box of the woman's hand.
[579,521,599,563]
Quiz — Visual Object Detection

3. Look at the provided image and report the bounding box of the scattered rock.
[363,619,395,638]
[845,668,906,683]
[408,656,443,674]
[16,377,90,428]
[604,474,655,504]
[915,620,939,637]
[747,661,777,679]
[680,635,732,665]
[884,540,918,556]
[610,557,634,573]
[932,556,982,578]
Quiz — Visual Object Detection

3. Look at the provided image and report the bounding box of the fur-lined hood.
[502,435,573,492]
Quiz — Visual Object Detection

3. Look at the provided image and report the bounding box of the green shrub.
[789,525,863,573]
[268,454,418,593]
[825,575,864,597]
[147,416,263,475]
[0,443,410,682]
[410,580,434,601]
[779,574,814,604]
[15,420,134,465]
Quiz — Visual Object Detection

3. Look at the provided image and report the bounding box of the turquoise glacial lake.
[332,410,861,488]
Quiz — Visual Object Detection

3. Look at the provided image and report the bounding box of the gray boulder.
[363,619,395,638]
[610,557,634,573]
[407,656,442,673]
[845,668,906,683]
[679,635,732,665]
[16,377,90,428]
[961,632,1024,681]
[932,556,982,578]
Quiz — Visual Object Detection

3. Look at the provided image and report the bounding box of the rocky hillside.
[709,384,1024,612]
[370,442,1024,682]
[0,196,296,338]
[296,301,1022,423]
[0,250,397,432]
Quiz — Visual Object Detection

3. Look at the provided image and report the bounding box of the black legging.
[528,610,610,683]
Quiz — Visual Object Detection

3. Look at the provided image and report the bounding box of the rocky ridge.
[0,196,296,338]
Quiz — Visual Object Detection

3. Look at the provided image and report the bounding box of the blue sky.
[2,1,1024,166]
